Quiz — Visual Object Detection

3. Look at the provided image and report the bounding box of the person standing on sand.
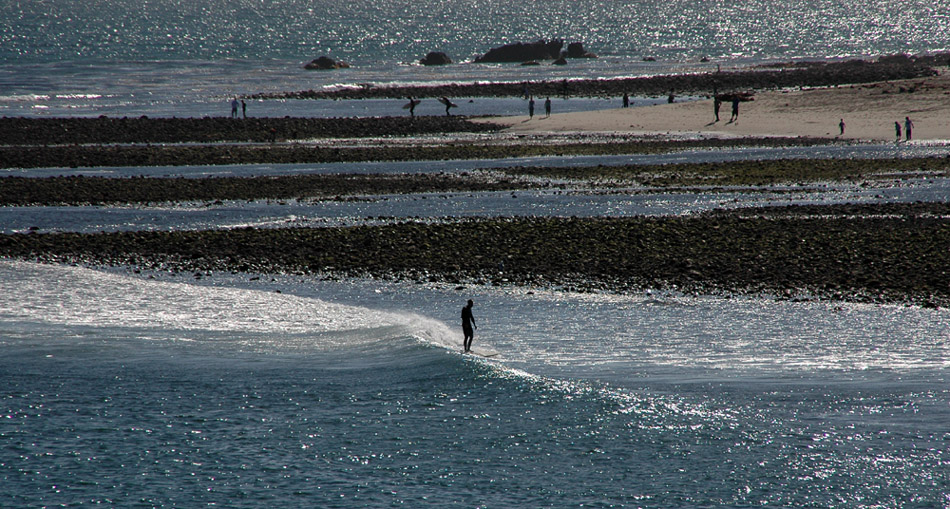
[241,100,247,119]
[838,118,845,136]
[528,97,535,118]
[730,97,740,122]
[462,299,477,353]
[544,97,551,117]
[713,97,721,122]
[895,121,902,142]
[622,92,629,108]
[230,98,239,118]
[905,116,914,141]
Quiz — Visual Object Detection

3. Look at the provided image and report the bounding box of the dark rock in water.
[475,39,564,63]
[565,42,597,59]
[552,57,568,65]
[521,61,541,66]
[420,51,452,66]
[643,57,657,62]
[304,56,350,70]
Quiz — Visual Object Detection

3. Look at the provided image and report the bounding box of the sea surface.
[2,1,950,507]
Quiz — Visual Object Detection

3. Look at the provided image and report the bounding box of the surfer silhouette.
[462,299,477,352]
[405,96,420,117]
[439,97,456,116]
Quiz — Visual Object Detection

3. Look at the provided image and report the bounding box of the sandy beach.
[490,69,950,142]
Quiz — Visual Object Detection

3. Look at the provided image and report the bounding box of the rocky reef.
[420,52,452,65]
[304,56,350,70]
[262,54,940,100]
[474,39,565,63]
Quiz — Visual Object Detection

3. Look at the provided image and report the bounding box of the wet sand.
[490,70,950,142]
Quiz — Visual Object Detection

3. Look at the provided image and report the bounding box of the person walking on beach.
[462,299,477,353]
[544,97,551,117]
[230,98,239,118]
[528,97,535,118]
[241,100,247,119]
[730,97,740,123]
[439,97,455,116]
[895,121,902,142]
[713,96,721,122]
[904,116,914,141]
[838,118,845,136]
[622,92,629,108]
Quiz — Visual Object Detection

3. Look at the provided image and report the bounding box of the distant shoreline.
[250,54,944,100]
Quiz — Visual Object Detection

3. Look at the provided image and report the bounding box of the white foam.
[0,260,457,351]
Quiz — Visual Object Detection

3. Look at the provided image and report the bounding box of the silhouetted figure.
[230,98,239,118]
[904,116,914,141]
[895,121,902,142]
[405,97,420,117]
[528,97,535,118]
[439,97,456,116]
[544,97,551,117]
[713,97,721,122]
[668,90,675,103]
[730,97,740,122]
[462,299,477,352]
[241,100,247,119]
[838,118,845,136]
[622,93,630,108]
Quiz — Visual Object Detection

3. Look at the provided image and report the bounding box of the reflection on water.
[3,172,950,234]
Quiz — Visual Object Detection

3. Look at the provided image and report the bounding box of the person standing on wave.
[462,299,477,353]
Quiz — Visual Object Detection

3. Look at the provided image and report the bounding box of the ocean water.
[3,1,950,506]
[2,260,949,506]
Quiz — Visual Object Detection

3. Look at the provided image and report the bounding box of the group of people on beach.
[526,97,552,118]
[712,96,742,123]
[838,116,915,142]
[896,116,914,142]
[230,98,246,119]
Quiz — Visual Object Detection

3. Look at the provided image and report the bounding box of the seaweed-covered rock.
[420,52,452,66]
[475,39,564,63]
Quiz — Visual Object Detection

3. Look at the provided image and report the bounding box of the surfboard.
[466,349,499,358]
